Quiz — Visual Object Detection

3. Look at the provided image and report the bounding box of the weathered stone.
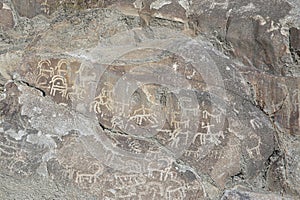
[0,3,14,30]
[11,0,58,18]
[221,188,294,200]
[0,0,300,199]
[189,0,292,75]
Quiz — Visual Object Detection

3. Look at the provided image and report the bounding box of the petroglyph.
[114,173,147,189]
[166,180,187,200]
[75,164,104,184]
[184,148,201,159]
[129,105,158,125]
[90,82,114,114]
[170,111,190,130]
[167,129,189,148]
[178,97,199,117]
[250,118,262,130]
[246,134,262,159]
[49,75,68,98]
[193,122,224,145]
[203,109,222,123]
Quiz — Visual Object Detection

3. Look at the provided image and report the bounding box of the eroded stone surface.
[0,0,300,199]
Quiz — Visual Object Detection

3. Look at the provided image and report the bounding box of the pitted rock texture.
[0,0,300,200]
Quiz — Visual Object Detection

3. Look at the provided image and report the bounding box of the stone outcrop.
[0,0,300,199]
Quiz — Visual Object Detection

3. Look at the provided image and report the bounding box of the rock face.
[0,0,300,199]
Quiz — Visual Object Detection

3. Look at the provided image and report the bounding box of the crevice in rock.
[230,170,245,181]
[289,27,300,65]
[15,79,46,96]
[262,147,290,194]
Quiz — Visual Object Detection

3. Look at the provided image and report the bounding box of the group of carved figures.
[34,59,96,101]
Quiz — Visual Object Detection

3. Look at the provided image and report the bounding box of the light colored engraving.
[8,159,28,174]
[142,181,164,200]
[123,159,143,172]
[67,84,86,100]
[147,158,176,181]
[209,0,229,9]
[129,105,158,125]
[171,112,190,130]
[227,127,245,140]
[157,128,172,134]
[111,116,128,130]
[37,60,54,77]
[66,62,96,100]
[128,141,142,153]
[184,148,201,159]
[171,119,190,130]
[41,0,50,15]
[228,140,241,154]
[246,134,262,159]
[250,118,262,130]
[116,190,137,199]
[7,149,28,175]
[75,164,103,184]
[150,0,172,10]
[173,62,178,72]
[202,110,222,123]
[64,167,76,180]
[36,60,54,87]
[166,180,186,200]
[113,101,130,117]
[55,59,69,76]
[114,173,146,189]
[49,75,68,97]
[105,149,116,166]
[178,97,199,116]
[186,69,196,80]
[208,149,224,159]
[193,122,224,145]
[75,64,97,88]
[168,129,189,148]
[0,141,18,156]
[292,89,300,110]
[90,83,113,114]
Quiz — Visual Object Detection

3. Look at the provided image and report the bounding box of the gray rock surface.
[0,0,300,199]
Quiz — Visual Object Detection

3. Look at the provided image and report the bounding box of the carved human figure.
[36,60,54,87]
[49,75,68,97]
[55,59,70,76]
[90,85,113,114]
[37,60,53,77]
[168,129,189,148]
